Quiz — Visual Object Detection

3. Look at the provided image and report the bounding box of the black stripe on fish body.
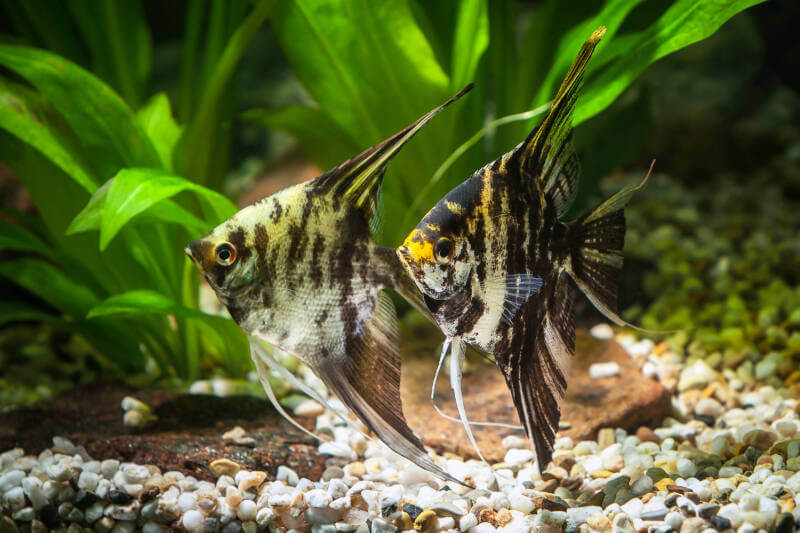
[314,308,329,329]
[270,197,283,223]
[309,233,326,290]
[285,199,315,275]
[227,227,252,264]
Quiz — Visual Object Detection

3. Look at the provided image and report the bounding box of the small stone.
[318,442,355,459]
[12,507,34,522]
[589,362,620,379]
[399,466,433,485]
[403,503,423,522]
[371,518,398,533]
[710,515,731,531]
[694,398,724,418]
[322,466,344,481]
[108,489,132,505]
[679,517,708,533]
[100,460,120,478]
[586,512,611,531]
[590,323,614,340]
[598,428,616,450]
[636,426,659,443]
[0,516,19,533]
[677,458,697,478]
[294,399,324,417]
[665,510,683,529]
[429,502,464,518]
[210,459,241,478]
[236,470,266,492]
[501,435,527,450]
[413,509,437,532]
[459,513,478,531]
[182,510,204,532]
[504,448,534,467]
[775,420,797,438]
[346,461,366,477]
[237,500,257,522]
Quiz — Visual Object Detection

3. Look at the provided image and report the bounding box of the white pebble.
[775,419,797,437]
[589,362,620,379]
[504,448,534,467]
[306,488,332,508]
[3,486,25,511]
[677,458,697,478]
[0,470,24,491]
[318,442,355,460]
[101,459,120,478]
[502,435,528,450]
[178,492,197,512]
[590,324,614,340]
[182,509,204,531]
[665,510,683,529]
[237,499,257,521]
[78,471,99,491]
[276,466,299,486]
[293,399,324,417]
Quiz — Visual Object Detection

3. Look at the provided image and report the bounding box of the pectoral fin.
[483,274,543,326]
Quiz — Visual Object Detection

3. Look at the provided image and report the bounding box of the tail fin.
[565,162,652,327]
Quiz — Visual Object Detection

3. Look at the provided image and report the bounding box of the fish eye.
[215,242,237,266]
[434,237,453,264]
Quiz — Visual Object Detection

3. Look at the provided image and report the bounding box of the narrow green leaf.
[0,301,60,327]
[575,0,766,124]
[136,93,182,171]
[0,78,97,192]
[450,0,488,90]
[87,289,207,319]
[242,105,361,171]
[98,168,236,249]
[0,258,99,315]
[0,44,161,172]
[0,220,54,257]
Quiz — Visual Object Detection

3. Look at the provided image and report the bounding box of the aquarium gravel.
[3,328,800,532]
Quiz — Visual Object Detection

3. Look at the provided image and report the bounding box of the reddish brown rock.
[401,327,671,463]
[0,382,326,481]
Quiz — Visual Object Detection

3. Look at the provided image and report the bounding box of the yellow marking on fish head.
[445,200,464,215]
[401,229,435,264]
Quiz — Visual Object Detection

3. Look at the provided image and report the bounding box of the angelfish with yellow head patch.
[186,86,472,485]
[398,28,649,469]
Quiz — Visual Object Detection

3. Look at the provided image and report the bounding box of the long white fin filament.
[248,338,373,441]
[250,346,320,441]
[430,340,524,430]
[448,338,491,466]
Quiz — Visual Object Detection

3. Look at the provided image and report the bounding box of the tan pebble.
[597,428,615,450]
[364,457,382,474]
[780,498,795,513]
[552,453,576,471]
[346,461,366,478]
[225,486,242,508]
[654,478,672,492]
[641,492,655,504]
[222,426,247,441]
[495,508,513,527]
[351,437,367,456]
[210,458,241,478]
[413,509,437,532]
[589,470,614,479]
[238,471,266,491]
[143,475,167,490]
[636,426,660,443]
[242,521,257,533]
[570,463,587,478]
[587,512,611,531]
[393,511,413,530]
[477,507,498,526]
[535,479,559,493]
[294,399,324,417]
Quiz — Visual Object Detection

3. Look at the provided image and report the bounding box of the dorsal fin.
[314,85,473,225]
[515,28,605,218]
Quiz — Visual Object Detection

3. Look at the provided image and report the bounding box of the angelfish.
[397,28,648,468]
[186,86,471,484]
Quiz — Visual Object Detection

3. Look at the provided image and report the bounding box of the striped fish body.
[186,86,473,485]
[398,28,647,468]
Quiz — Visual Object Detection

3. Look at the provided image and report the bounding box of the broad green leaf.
[0,220,54,257]
[575,0,766,124]
[87,289,209,319]
[270,0,449,146]
[242,105,361,171]
[98,168,237,249]
[0,78,97,192]
[0,44,161,173]
[450,0,488,91]
[136,93,182,171]
[0,258,99,316]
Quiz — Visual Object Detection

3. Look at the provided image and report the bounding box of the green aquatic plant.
[250,0,764,247]
[0,0,279,382]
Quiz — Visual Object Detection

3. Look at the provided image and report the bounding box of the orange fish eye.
[434,237,453,264]
[215,242,237,266]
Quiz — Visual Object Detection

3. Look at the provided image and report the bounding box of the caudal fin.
[565,163,652,327]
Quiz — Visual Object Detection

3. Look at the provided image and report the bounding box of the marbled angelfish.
[397,28,647,468]
[186,86,472,484]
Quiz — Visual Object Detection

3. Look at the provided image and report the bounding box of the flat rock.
[401,326,670,463]
[0,382,326,481]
